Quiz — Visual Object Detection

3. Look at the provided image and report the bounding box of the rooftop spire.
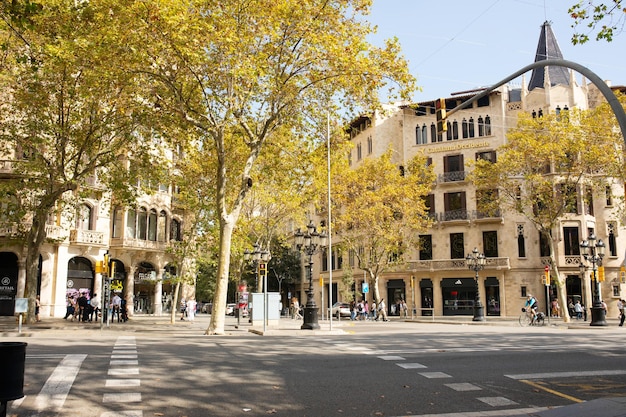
[528,21,570,90]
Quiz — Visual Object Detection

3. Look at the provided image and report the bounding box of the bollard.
[0,342,27,417]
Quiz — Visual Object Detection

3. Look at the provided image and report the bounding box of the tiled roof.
[528,21,570,90]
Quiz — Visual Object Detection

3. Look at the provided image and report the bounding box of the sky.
[365,0,626,102]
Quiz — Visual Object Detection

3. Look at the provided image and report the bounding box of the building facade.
[316,22,626,319]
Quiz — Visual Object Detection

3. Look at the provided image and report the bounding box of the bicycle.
[519,307,545,326]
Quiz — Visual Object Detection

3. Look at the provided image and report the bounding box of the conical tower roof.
[528,21,570,90]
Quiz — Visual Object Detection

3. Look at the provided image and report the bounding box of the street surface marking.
[110,359,139,366]
[106,379,141,388]
[505,369,626,380]
[108,367,139,375]
[476,397,519,407]
[419,372,452,378]
[393,407,552,417]
[32,354,87,413]
[397,362,427,369]
[519,379,584,403]
[112,355,138,359]
[102,392,142,403]
[378,355,405,361]
[445,382,482,391]
[101,411,142,417]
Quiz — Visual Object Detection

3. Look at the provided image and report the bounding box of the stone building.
[317,22,626,320]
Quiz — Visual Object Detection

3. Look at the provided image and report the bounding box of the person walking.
[90,293,100,322]
[180,299,187,320]
[618,299,625,327]
[377,298,388,322]
[187,298,196,322]
[292,297,303,319]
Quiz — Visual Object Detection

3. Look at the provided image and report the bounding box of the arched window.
[170,218,182,241]
[138,207,147,240]
[157,211,167,242]
[416,126,422,145]
[485,116,492,136]
[452,121,459,140]
[126,208,136,238]
[112,207,123,238]
[462,118,468,138]
[77,204,92,230]
[468,117,475,138]
[446,123,452,141]
[422,125,428,143]
[478,116,485,137]
[430,123,437,143]
[148,209,157,241]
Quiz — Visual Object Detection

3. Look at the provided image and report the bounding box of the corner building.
[319,22,626,319]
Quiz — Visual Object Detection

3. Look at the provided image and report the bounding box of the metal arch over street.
[447,59,626,145]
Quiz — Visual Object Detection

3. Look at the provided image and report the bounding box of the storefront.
[441,278,477,316]
[0,252,18,316]
[420,278,433,316]
[485,277,501,316]
[386,279,406,316]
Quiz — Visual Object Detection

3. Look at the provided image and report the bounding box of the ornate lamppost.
[466,247,486,322]
[295,220,327,330]
[580,234,607,326]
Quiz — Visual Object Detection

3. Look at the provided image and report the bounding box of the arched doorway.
[67,257,94,301]
[134,261,156,314]
[162,264,177,312]
[0,252,19,316]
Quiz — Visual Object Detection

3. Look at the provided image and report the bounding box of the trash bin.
[0,342,27,402]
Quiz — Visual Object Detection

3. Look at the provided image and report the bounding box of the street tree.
[570,0,626,43]
[331,150,435,304]
[0,1,162,322]
[470,106,626,322]
[134,0,416,334]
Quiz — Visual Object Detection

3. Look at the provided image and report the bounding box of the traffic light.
[259,262,267,277]
[597,266,605,282]
[620,266,625,283]
[544,269,550,286]
[435,98,447,133]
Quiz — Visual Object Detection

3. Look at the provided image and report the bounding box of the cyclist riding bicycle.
[524,294,538,323]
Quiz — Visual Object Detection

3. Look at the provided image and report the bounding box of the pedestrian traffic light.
[544,269,550,286]
[435,98,447,133]
[597,266,605,282]
[259,262,267,276]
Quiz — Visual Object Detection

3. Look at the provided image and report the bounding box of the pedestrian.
[35,295,41,322]
[363,300,369,320]
[574,299,583,319]
[550,298,560,318]
[77,292,89,322]
[370,301,377,320]
[401,299,408,318]
[292,297,302,319]
[90,293,100,322]
[63,295,75,320]
[349,300,356,321]
[617,299,625,327]
[111,293,122,322]
[601,300,608,316]
[187,298,196,322]
[378,298,388,321]
[180,299,187,320]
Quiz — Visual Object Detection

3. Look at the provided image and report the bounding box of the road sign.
[362,283,369,293]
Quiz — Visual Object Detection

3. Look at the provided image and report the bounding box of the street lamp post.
[580,234,607,326]
[295,220,327,330]
[466,247,486,322]
[244,244,271,330]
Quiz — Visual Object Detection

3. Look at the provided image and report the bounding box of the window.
[158,211,167,242]
[443,154,465,182]
[126,208,137,238]
[476,189,498,218]
[608,222,617,256]
[562,227,580,256]
[419,235,433,260]
[357,143,362,160]
[422,194,435,217]
[584,187,594,215]
[446,123,452,141]
[416,126,422,145]
[112,207,123,238]
[322,248,328,272]
[348,249,356,267]
[482,231,498,257]
[517,224,526,258]
[138,207,147,240]
[558,184,578,214]
[468,117,475,138]
[606,185,613,206]
[422,125,428,144]
[443,192,467,220]
[452,121,459,139]
[462,118,468,138]
[367,136,373,154]
[477,96,490,107]
[539,232,551,257]
[484,116,491,135]
[170,218,182,241]
[449,233,465,259]
[478,116,485,137]
[77,204,92,230]
[148,209,157,241]
[476,151,496,163]
[430,123,437,143]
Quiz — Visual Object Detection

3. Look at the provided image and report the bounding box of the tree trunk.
[549,236,571,323]
[24,211,48,323]
[170,281,181,324]
[205,217,235,335]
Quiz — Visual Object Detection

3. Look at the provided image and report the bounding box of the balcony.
[440,209,469,222]
[438,170,466,184]
[109,237,169,252]
[0,223,18,237]
[46,225,65,241]
[406,257,511,272]
[69,229,105,246]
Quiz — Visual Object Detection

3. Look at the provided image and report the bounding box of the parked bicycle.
[519,307,545,326]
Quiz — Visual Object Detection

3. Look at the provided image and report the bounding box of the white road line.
[102,392,142,403]
[418,372,452,378]
[32,354,87,413]
[101,411,143,417]
[505,369,626,380]
[477,397,519,407]
[397,363,428,369]
[378,356,405,361]
[108,367,139,375]
[112,355,138,359]
[110,360,139,366]
[445,383,482,391]
[106,379,141,388]
[393,407,551,417]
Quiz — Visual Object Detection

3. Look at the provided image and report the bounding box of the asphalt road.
[3,315,626,417]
